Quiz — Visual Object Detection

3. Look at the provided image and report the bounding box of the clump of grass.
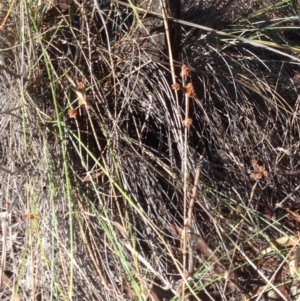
[1,0,300,300]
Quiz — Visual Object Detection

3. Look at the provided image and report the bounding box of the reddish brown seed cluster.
[250,159,269,180]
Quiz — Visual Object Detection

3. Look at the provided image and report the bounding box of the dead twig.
[187,164,201,275]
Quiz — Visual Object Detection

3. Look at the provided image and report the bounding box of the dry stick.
[0,0,17,30]
[159,0,175,85]
[186,166,201,229]
[159,0,182,163]
[0,64,24,79]
[0,106,22,115]
[158,4,189,294]
[187,166,201,275]
[181,66,188,301]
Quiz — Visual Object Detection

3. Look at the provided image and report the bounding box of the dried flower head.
[77,79,85,90]
[182,118,193,128]
[180,64,191,77]
[68,109,77,118]
[183,83,195,98]
[171,83,181,90]
[250,159,269,180]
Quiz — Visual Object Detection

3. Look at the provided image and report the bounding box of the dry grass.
[1,0,300,300]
